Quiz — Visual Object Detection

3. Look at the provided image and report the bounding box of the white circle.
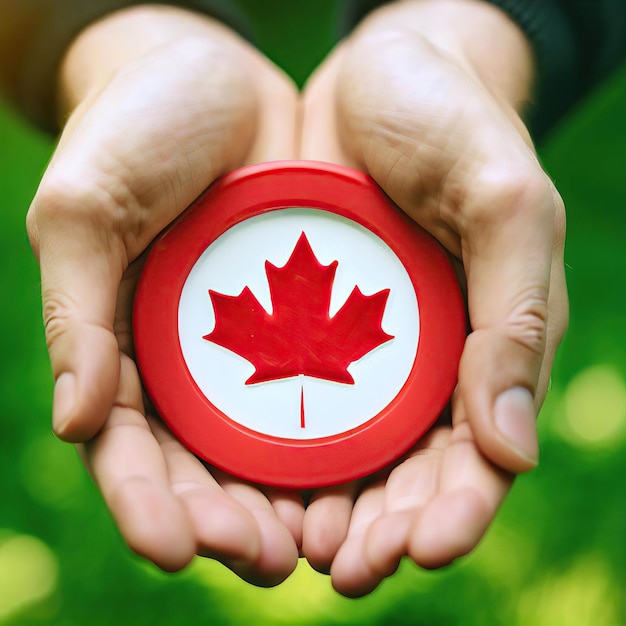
[178,208,419,439]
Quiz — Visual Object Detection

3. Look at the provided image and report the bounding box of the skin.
[24,0,567,598]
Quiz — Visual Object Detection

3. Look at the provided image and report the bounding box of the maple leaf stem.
[300,375,305,429]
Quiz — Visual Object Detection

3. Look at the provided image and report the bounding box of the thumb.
[458,175,567,473]
[29,179,124,442]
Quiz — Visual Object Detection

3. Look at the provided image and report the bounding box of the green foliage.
[0,5,625,625]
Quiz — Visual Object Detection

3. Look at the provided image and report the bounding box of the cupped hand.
[26,0,569,596]
[26,7,302,584]
[295,0,568,596]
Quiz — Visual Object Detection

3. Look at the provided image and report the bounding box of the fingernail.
[494,387,539,466]
[53,373,75,435]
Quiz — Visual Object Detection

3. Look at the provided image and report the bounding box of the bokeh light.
[557,364,626,451]
[0,533,58,620]
[515,554,620,626]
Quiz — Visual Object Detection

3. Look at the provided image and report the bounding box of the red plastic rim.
[133,160,465,488]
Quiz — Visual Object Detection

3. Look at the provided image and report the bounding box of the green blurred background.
[1,2,625,624]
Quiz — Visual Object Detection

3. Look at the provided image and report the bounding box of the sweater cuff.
[485,0,577,139]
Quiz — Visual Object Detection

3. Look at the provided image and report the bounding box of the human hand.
[26,6,302,584]
[295,0,568,596]
[26,0,568,595]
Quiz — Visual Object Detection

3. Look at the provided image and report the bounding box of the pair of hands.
[26,1,567,597]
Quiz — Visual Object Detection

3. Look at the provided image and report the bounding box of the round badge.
[133,161,465,488]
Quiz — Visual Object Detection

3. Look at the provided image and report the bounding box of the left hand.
[293,0,568,597]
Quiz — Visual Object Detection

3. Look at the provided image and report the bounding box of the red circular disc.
[133,161,465,488]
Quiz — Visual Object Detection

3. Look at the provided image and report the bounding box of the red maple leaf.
[203,232,393,387]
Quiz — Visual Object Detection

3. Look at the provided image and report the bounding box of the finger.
[408,419,513,569]
[264,489,306,552]
[149,420,262,566]
[82,354,195,571]
[362,427,450,579]
[458,179,565,472]
[214,471,299,587]
[329,481,386,598]
[33,195,123,442]
[301,483,359,573]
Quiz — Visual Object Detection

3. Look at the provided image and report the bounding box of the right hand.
[26,6,303,583]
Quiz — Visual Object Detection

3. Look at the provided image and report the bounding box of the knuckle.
[33,171,125,233]
[505,288,549,356]
[42,289,79,349]
[31,170,134,262]
[467,165,553,226]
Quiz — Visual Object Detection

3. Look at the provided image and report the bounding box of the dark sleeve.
[339,0,626,140]
[0,1,251,133]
